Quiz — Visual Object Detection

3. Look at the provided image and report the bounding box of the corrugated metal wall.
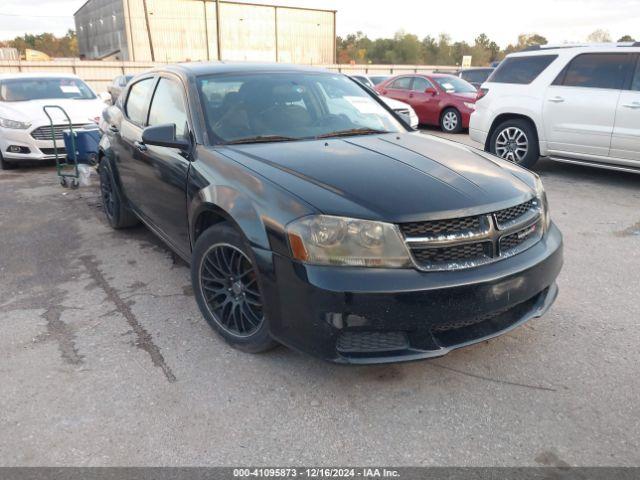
[75,0,335,64]
[219,2,276,61]
[276,8,334,64]
[75,0,127,59]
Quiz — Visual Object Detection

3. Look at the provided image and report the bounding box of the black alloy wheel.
[199,243,264,337]
[192,223,277,353]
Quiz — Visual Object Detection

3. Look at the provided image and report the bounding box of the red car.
[375,74,477,133]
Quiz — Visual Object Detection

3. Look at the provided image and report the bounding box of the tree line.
[337,30,637,66]
[0,30,78,58]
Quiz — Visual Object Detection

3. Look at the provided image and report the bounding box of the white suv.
[470,43,640,173]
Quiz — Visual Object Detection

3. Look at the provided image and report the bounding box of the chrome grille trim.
[31,124,86,141]
[401,198,543,272]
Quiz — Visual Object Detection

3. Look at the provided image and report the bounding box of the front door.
[610,55,640,162]
[543,53,633,158]
[134,76,192,255]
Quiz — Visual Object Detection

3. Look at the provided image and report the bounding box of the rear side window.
[390,77,412,90]
[125,78,154,125]
[463,69,492,84]
[555,53,633,90]
[488,55,557,84]
[632,58,640,91]
[148,78,189,138]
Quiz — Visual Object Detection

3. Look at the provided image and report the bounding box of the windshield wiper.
[224,135,299,145]
[315,128,390,139]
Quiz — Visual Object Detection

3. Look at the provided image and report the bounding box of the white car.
[0,73,106,169]
[470,43,640,173]
[349,74,419,129]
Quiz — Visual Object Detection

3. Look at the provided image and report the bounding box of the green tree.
[618,35,636,42]
[504,33,548,54]
[586,29,612,43]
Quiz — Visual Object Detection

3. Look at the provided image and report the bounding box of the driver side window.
[148,78,189,138]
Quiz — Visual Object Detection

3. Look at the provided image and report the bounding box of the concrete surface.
[1,132,639,467]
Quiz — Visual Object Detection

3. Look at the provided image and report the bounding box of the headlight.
[534,175,551,232]
[287,215,412,268]
[0,117,31,129]
[464,102,476,110]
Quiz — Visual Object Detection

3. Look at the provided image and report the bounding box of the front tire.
[0,152,15,170]
[192,223,278,354]
[440,108,463,133]
[99,160,139,229]
[489,119,540,169]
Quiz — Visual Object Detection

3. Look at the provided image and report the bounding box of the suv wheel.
[489,119,540,169]
[99,161,139,229]
[440,108,463,133]
[192,223,278,354]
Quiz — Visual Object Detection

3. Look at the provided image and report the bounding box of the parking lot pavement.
[1,144,639,467]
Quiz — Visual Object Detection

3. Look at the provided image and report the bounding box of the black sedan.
[98,63,562,364]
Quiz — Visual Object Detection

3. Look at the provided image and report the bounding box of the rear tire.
[489,118,540,169]
[99,160,139,229]
[440,108,463,133]
[192,223,278,354]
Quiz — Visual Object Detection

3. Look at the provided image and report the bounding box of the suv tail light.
[476,88,489,101]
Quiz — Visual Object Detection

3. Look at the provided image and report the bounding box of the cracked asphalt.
[1,131,639,466]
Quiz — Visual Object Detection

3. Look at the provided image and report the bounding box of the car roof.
[0,72,82,80]
[149,61,330,78]
[508,44,640,57]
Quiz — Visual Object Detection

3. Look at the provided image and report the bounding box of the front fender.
[187,154,317,256]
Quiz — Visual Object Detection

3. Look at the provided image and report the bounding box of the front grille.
[500,222,540,252]
[412,242,490,264]
[31,124,86,141]
[494,199,537,227]
[401,198,541,271]
[39,147,66,155]
[431,305,512,332]
[337,331,408,353]
[400,215,482,238]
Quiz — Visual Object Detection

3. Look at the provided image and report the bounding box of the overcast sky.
[1,0,639,46]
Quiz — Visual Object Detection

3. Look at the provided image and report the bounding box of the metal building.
[74,0,336,64]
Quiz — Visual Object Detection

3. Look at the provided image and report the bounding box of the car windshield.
[197,72,405,144]
[433,76,477,93]
[0,77,96,102]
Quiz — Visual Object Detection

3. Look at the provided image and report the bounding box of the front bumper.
[0,126,66,162]
[256,223,563,364]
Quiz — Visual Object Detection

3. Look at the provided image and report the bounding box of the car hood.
[217,132,536,223]
[381,96,412,110]
[0,98,105,126]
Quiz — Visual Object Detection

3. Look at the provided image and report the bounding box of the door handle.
[108,125,119,133]
[548,96,565,103]
[409,93,414,98]
[134,141,147,152]
[622,102,640,109]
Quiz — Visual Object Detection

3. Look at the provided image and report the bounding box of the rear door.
[132,75,193,254]
[610,54,640,162]
[543,53,633,157]
[379,76,412,103]
[408,76,439,124]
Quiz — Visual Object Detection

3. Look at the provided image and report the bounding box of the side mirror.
[142,124,191,150]
[425,87,437,96]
